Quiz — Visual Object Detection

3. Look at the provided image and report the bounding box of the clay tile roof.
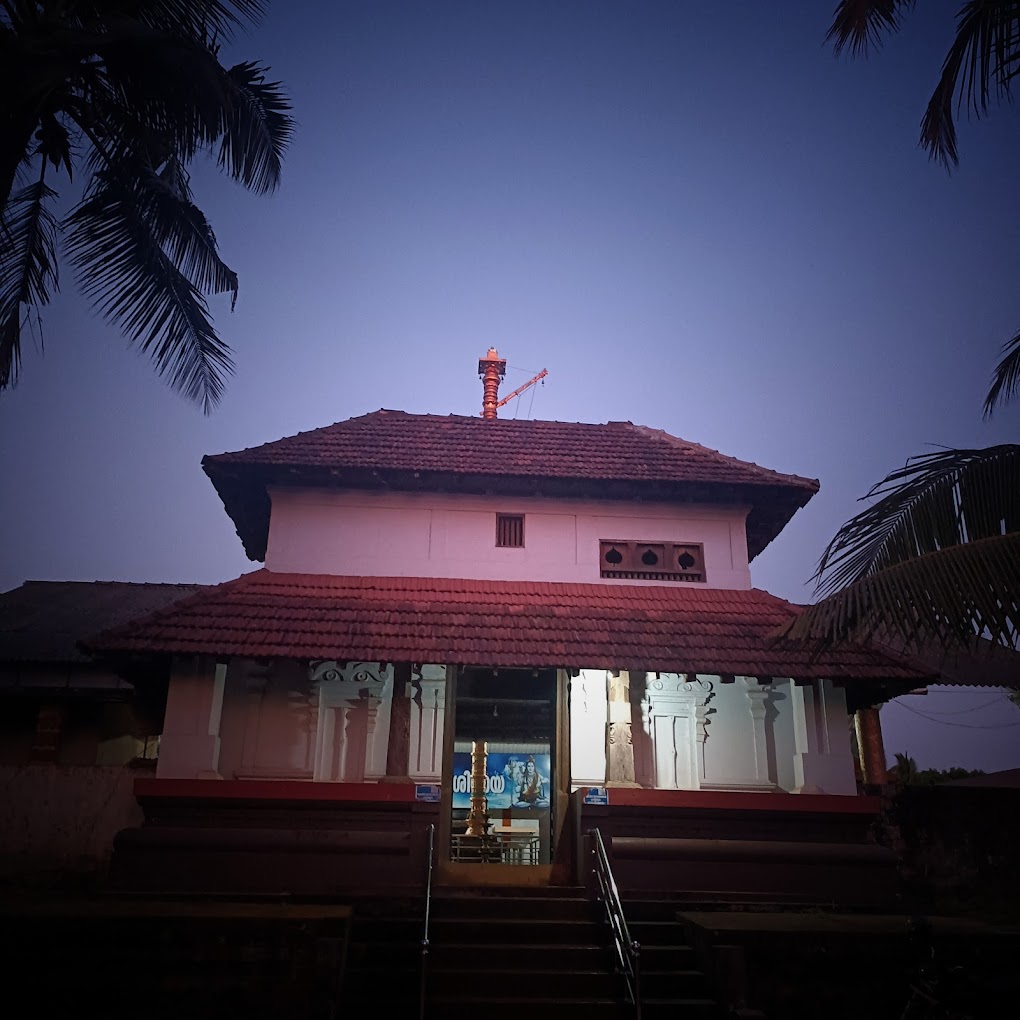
[0,580,205,663]
[86,570,930,683]
[202,411,820,562]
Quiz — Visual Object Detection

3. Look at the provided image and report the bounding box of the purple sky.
[1,1,1017,771]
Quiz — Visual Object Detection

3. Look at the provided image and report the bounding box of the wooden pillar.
[384,662,413,781]
[855,707,887,785]
[606,670,639,787]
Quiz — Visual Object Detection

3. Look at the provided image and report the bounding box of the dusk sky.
[1,1,1017,771]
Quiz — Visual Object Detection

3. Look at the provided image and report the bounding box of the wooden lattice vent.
[599,540,705,582]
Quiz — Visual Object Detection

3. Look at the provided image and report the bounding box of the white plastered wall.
[265,489,753,589]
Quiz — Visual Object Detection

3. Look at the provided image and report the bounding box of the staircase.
[624,898,730,1018]
[341,888,722,1018]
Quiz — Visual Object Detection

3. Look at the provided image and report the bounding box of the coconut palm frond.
[217,60,293,195]
[0,174,60,390]
[88,25,234,165]
[63,2,266,41]
[782,530,1020,651]
[141,0,267,39]
[920,0,1020,168]
[812,445,1020,599]
[0,0,288,407]
[984,328,1020,417]
[139,161,239,302]
[85,34,292,194]
[826,0,917,57]
[65,173,234,412]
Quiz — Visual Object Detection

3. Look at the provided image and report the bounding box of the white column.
[157,657,227,779]
[363,694,384,781]
[741,677,772,785]
[410,665,446,782]
[791,678,856,795]
[569,669,608,788]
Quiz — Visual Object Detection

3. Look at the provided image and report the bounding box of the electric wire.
[891,697,1020,728]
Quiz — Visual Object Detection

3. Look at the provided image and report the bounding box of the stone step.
[639,968,710,998]
[639,943,699,968]
[431,941,616,970]
[626,918,691,945]
[641,998,722,1019]
[429,916,606,944]
[426,966,620,997]
[431,894,598,921]
[349,915,422,940]
[425,996,634,1019]
[422,996,721,1019]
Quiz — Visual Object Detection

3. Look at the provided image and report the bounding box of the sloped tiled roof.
[206,411,816,487]
[86,570,929,683]
[0,580,206,663]
[202,411,819,562]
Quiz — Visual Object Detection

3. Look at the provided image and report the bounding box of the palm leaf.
[780,445,1020,652]
[0,16,57,208]
[1,0,288,408]
[80,33,292,195]
[812,445,1020,597]
[56,2,267,42]
[920,1,1020,167]
[826,0,917,57]
[65,172,234,412]
[0,174,60,390]
[217,61,293,194]
[85,24,236,165]
[145,160,239,302]
[781,531,1020,650]
[984,328,1020,416]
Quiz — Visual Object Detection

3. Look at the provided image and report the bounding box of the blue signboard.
[582,786,609,805]
[415,784,441,803]
[451,752,551,809]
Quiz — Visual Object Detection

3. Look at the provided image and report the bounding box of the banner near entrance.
[451,752,551,809]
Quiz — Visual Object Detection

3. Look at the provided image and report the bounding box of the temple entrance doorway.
[439,666,566,884]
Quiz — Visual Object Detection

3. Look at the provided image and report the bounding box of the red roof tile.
[206,412,816,488]
[202,411,820,562]
[86,571,930,683]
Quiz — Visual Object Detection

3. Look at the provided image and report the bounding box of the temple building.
[87,349,930,898]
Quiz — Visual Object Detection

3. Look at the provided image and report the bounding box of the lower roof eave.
[94,641,927,687]
[84,570,934,685]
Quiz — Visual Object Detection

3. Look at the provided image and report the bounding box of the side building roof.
[0,580,206,664]
[202,411,820,561]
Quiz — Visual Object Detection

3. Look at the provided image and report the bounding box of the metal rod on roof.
[496,368,548,410]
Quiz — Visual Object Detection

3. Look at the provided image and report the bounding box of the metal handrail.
[419,822,435,1020]
[590,827,641,1018]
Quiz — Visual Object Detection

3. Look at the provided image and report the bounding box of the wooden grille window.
[599,540,705,582]
[496,514,525,548]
